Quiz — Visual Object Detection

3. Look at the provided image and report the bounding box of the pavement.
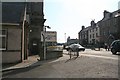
[2,55,40,72]
[2,53,70,72]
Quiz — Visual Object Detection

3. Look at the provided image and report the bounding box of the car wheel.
[82,49,85,51]
[111,49,116,54]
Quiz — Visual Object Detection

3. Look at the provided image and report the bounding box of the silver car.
[66,44,85,52]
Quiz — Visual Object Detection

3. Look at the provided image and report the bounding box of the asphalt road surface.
[2,49,119,78]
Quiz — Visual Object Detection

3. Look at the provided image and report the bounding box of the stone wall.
[46,50,63,60]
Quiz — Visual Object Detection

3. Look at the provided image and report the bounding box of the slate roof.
[2,2,25,24]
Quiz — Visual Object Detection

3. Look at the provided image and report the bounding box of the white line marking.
[81,54,118,60]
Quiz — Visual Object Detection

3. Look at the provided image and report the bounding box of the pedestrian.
[76,51,79,57]
[104,43,108,51]
[77,49,79,57]
[107,45,110,51]
[69,50,72,59]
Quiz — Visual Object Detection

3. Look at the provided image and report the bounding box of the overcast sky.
[44,0,119,43]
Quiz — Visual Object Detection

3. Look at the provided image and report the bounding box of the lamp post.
[64,33,66,43]
[43,26,51,60]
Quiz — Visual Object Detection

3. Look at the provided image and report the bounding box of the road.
[2,49,119,78]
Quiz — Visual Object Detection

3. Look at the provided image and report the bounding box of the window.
[90,35,91,39]
[90,41,91,44]
[84,35,86,39]
[93,34,94,38]
[96,33,98,37]
[0,30,7,50]
[90,29,91,33]
[96,28,97,31]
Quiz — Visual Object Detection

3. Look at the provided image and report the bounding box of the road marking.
[81,54,118,60]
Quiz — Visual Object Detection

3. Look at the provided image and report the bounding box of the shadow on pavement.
[65,56,78,63]
[2,58,60,77]
[2,63,19,70]
[2,61,41,77]
[114,54,120,56]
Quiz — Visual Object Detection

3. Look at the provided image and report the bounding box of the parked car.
[110,40,120,54]
[65,44,85,52]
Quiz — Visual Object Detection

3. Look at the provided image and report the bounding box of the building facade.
[28,2,46,60]
[1,24,22,63]
[78,21,100,46]
[98,10,120,47]
[78,26,89,46]
[1,2,28,63]
[88,21,100,45]
[1,1,45,63]
[78,9,120,48]
[67,36,79,46]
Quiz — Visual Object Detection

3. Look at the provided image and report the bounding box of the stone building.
[88,21,100,45]
[67,36,79,46]
[78,26,89,46]
[27,2,46,61]
[78,9,120,48]
[98,9,120,47]
[78,20,100,46]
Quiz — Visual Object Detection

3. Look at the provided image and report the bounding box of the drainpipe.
[22,2,27,61]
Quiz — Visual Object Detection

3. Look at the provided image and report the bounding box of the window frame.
[96,33,98,37]
[0,29,7,50]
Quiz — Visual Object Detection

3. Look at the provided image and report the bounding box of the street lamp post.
[64,33,66,43]
[43,26,51,60]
